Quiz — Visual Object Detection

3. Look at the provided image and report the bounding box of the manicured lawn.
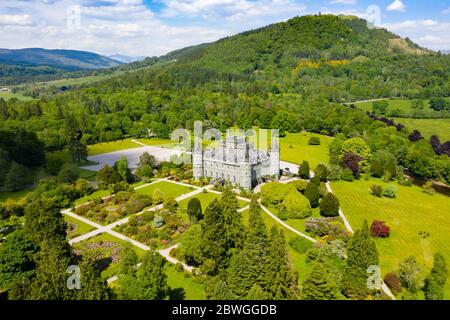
[64,215,95,239]
[165,264,206,300]
[136,181,195,199]
[72,232,146,280]
[135,138,175,147]
[355,98,450,117]
[0,189,30,203]
[178,192,248,210]
[331,178,450,299]
[279,132,333,168]
[393,118,450,141]
[74,189,111,205]
[88,139,142,156]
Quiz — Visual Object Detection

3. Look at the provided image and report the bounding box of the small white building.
[193,129,280,190]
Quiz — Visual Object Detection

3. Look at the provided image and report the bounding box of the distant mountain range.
[0,48,122,70]
[108,54,146,63]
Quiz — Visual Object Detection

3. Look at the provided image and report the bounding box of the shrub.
[153,215,164,228]
[289,179,308,193]
[340,168,355,181]
[370,220,390,238]
[328,165,343,181]
[422,181,435,195]
[383,185,397,198]
[319,193,340,217]
[289,236,313,253]
[187,197,203,222]
[309,175,321,186]
[304,182,320,208]
[152,188,164,205]
[298,160,310,179]
[370,184,383,197]
[260,182,295,206]
[57,164,79,183]
[110,181,132,194]
[315,164,328,182]
[164,197,178,212]
[308,136,321,145]
[305,217,347,239]
[175,262,184,272]
[281,191,312,219]
[384,272,402,293]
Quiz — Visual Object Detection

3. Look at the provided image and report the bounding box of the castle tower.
[270,129,280,177]
[239,138,253,190]
[192,130,203,180]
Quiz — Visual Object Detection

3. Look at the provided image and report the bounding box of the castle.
[192,129,280,190]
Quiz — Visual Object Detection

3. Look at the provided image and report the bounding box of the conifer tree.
[187,197,203,222]
[118,243,139,276]
[29,241,73,300]
[342,220,379,299]
[227,197,270,298]
[264,226,299,299]
[304,182,320,208]
[133,251,170,300]
[298,160,310,179]
[76,253,111,300]
[319,192,340,217]
[302,262,339,300]
[424,253,448,300]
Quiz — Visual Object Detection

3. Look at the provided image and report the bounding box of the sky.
[0,0,449,57]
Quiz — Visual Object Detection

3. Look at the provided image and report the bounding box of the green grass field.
[136,181,195,200]
[0,91,35,101]
[64,214,95,239]
[135,138,175,147]
[165,264,206,300]
[331,178,450,299]
[87,139,142,156]
[74,189,111,205]
[355,98,450,117]
[394,118,450,141]
[279,132,333,168]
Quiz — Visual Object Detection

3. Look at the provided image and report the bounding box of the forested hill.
[171,14,427,72]
[90,14,449,101]
[0,48,123,86]
[0,48,121,70]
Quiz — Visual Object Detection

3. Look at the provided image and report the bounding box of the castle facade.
[192,130,280,190]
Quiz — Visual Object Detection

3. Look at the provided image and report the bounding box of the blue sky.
[0,0,449,56]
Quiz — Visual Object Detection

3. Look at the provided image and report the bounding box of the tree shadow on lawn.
[169,287,186,300]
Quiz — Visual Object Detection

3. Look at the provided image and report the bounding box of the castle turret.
[239,139,252,190]
[270,129,280,177]
[192,132,203,180]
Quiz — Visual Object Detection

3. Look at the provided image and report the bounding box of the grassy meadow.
[136,181,195,200]
[394,118,450,141]
[331,178,450,299]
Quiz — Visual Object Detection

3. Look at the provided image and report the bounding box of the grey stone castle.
[192,129,280,190]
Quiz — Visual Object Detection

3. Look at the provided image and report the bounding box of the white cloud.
[442,7,450,15]
[387,0,406,12]
[382,20,450,50]
[160,0,306,23]
[0,14,32,26]
[329,0,358,4]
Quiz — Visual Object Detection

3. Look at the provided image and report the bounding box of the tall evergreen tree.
[304,182,320,208]
[76,253,111,300]
[424,253,448,300]
[264,226,299,299]
[342,220,379,299]
[302,261,339,300]
[24,195,70,254]
[187,197,203,222]
[133,251,170,300]
[298,160,310,179]
[29,241,73,300]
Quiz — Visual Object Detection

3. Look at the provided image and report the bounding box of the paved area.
[83,145,184,171]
